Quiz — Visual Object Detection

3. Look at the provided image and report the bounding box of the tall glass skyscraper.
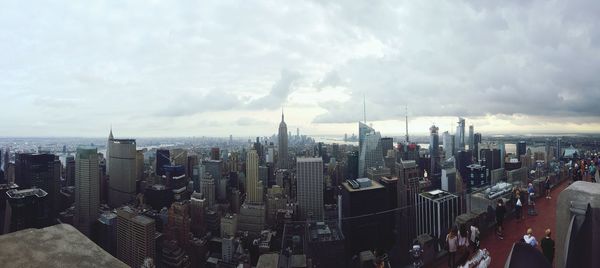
[455,117,466,151]
[358,122,383,177]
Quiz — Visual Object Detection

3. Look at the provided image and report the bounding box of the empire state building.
[277,111,288,169]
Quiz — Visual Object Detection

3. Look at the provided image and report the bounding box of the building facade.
[108,138,137,208]
[74,146,100,237]
[416,190,460,242]
[296,157,324,221]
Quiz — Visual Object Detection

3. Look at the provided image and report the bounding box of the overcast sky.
[1,0,599,138]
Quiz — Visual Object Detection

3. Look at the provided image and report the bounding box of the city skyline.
[2,1,600,137]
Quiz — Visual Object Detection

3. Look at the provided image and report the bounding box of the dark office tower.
[186,154,198,179]
[108,138,137,208]
[481,149,501,171]
[429,125,441,189]
[455,150,473,183]
[278,111,289,170]
[473,133,482,161]
[0,182,18,234]
[210,148,220,161]
[99,157,108,205]
[65,156,75,187]
[74,147,100,237]
[379,176,398,235]
[92,212,117,256]
[466,164,488,188]
[155,149,170,177]
[517,141,527,157]
[416,190,460,243]
[15,153,61,218]
[380,137,394,157]
[346,151,359,180]
[341,178,391,257]
[6,188,49,232]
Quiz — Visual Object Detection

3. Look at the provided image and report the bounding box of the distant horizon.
[0,131,598,140]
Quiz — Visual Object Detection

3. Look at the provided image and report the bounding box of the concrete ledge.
[0,224,128,268]
[556,181,600,268]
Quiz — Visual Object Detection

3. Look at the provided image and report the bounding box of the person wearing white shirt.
[523,228,537,247]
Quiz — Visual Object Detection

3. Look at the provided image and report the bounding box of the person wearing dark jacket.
[495,199,506,239]
[541,229,555,265]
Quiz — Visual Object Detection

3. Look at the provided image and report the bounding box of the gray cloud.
[0,0,599,136]
[245,69,300,109]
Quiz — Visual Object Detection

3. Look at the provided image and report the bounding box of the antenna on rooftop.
[405,105,409,143]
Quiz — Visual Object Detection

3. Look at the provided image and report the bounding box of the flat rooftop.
[342,179,384,192]
[0,224,128,268]
[6,188,47,199]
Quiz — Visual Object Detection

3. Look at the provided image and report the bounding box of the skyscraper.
[456,117,465,151]
[429,125,441,188]
[200,173,215,207]
[380,137,394,157]
[15,153,61,218]
[416,189,460,243]
[468,125,474,151]
[278,111,289,170]
[296,157,324,220]
[498,142,506,169]
[155,149,170,177]
[442,131,454,160]
[116,207,156,268]
[65,156,75,187]
[473,133,482,161]
[74,146,100,237]
[341,178,391,257]
[358,122,374,176]
[360,129,384,177]
[108,136,137,208]
[246,149,263,204]
[517,141,527,157]
[345,151,359,180]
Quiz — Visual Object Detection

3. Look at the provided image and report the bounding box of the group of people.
[522,227,555,265]
[445,221,481,268]
[572,157,599,183]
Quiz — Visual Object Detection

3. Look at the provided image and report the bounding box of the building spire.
[109,125,114,140]
[281,107,284,122]
[363,94,367,123]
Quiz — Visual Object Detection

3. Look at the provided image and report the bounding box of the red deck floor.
[433,180,569,268]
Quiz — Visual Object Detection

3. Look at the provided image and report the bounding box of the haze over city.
[2,0,600,137]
